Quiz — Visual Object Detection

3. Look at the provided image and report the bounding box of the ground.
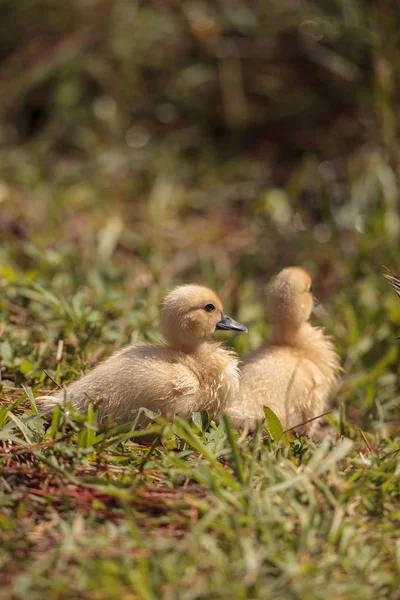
[1,1,400,598]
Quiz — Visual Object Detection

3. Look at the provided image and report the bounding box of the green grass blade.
[50,404,62,439]
[221,414,244,484]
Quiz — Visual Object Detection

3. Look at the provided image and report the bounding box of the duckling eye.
[204,303,216,312]
[308,284,313,293]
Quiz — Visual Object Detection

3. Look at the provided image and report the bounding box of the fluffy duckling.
[38,285,247,425]
[225,267,340,436]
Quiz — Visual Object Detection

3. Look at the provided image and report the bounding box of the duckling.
[225,267,340,436]
[38,285,247,425]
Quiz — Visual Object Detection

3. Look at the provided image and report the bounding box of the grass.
[1,245,400,599]
[2,0,400,597]
[1,399,399,599]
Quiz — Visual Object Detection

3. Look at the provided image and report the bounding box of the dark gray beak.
[313,297,320,309]
[216,311,247,333]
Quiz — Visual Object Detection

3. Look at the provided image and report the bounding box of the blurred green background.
[1,0,400,430]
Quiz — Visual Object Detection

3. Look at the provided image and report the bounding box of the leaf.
[50,404,62,439]
[221,414,244,484]
[19,360,35,375]
[0,405,8,428]
[1,341,13,365]
[5,412,34,443]
[0,264,19,283]
[173,419,239,490]
[263,407,284,442]
[191,411,211,435]
[85,404,98,447]
[23,385,39,413]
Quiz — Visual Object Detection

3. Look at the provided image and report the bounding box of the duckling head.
[160,284,247,351]
[267,267,317,342]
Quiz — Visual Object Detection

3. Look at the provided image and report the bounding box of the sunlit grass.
[1,242,400,598]
[2,0,400,596]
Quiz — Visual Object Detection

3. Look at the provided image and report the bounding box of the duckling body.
[39,285,247,425]
[226,267,340,436]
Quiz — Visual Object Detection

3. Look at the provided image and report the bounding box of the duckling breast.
[185,343,240,415]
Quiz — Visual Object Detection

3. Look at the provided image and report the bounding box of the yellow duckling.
[225,267,340,436]
[38,285,247,425]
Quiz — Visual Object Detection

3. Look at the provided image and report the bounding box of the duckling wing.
[38,344,203,423]
[104,355,201,419]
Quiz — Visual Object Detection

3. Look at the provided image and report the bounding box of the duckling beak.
[216,311,248,333]
[313,296,320,309]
